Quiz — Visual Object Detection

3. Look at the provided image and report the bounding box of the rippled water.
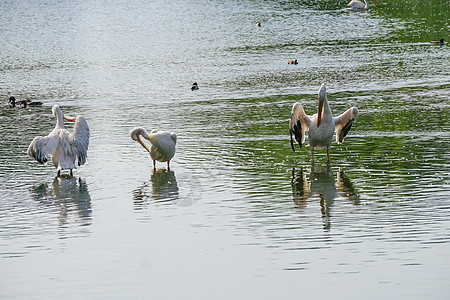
[1,0,449,298]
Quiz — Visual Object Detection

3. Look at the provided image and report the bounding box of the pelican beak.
[317,99,323,127]
[137,135,151,153]
[317,83,327,127]
[63,115,76,122]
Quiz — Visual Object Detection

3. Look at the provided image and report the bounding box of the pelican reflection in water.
[291,166,358,230]
[133,170,201,209]
[31,175,92,228]
[133,170,179,209]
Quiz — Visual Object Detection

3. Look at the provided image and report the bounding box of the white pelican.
[289,84,358,164]
[347,0,377,11]
[27,104,90,176]
[130,127,177,172]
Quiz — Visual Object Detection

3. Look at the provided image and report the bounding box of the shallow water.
[1,0,449,298]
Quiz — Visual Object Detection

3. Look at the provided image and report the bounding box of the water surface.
[1,0,449,298]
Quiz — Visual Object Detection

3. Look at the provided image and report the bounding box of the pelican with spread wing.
[289,84,358,164]
[130,127,177,172]
[27,104,90,176]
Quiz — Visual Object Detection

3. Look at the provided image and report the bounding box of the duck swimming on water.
[8,96,43,108]
[8,96,27,108]
[430,39,445,45]
[191,82,199,90]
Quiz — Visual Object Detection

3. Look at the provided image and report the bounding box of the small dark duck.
[430,39,445,45]
[8,96,43,108]
[191,82,199,91]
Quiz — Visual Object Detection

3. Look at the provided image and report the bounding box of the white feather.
[27,104,90,173]
[289,84,358,163]
[347,0,370,11]
[130,127,177,163]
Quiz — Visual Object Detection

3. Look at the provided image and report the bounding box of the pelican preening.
[27,104,90,177]
[130,127,177,172]
[347,0,377,11]
[290,84,358,164]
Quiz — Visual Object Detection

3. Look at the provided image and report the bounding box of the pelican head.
[52,105,65,127]
[130,127,151,152]
[317,83,327,127]
[52,104,76,124]
[52,104,64,119]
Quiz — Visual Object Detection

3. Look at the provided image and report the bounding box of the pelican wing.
[334,107,358,144]
[148,130,176,150]
[289,102,312,151]
[27,133,60,164]
[146,130,176,162]
[69,115,90,166]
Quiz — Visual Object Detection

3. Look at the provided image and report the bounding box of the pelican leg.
[153,160,156,173]
[311,148,315,165]
[57,170,61,177]
[167,160,170,171]
[70,169,73,176]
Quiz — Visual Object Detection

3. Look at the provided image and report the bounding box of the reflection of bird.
[27,104,90,177]
[291,168,310,208]
[130,127,177,172]
[347,0,376,11]
[336,169,359,204]
[132,170,179,208]
[31,176,92,226]
[151,170,179,202]
[292,166,335,230]
[289,84,358,164]
[291,167,358,230]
